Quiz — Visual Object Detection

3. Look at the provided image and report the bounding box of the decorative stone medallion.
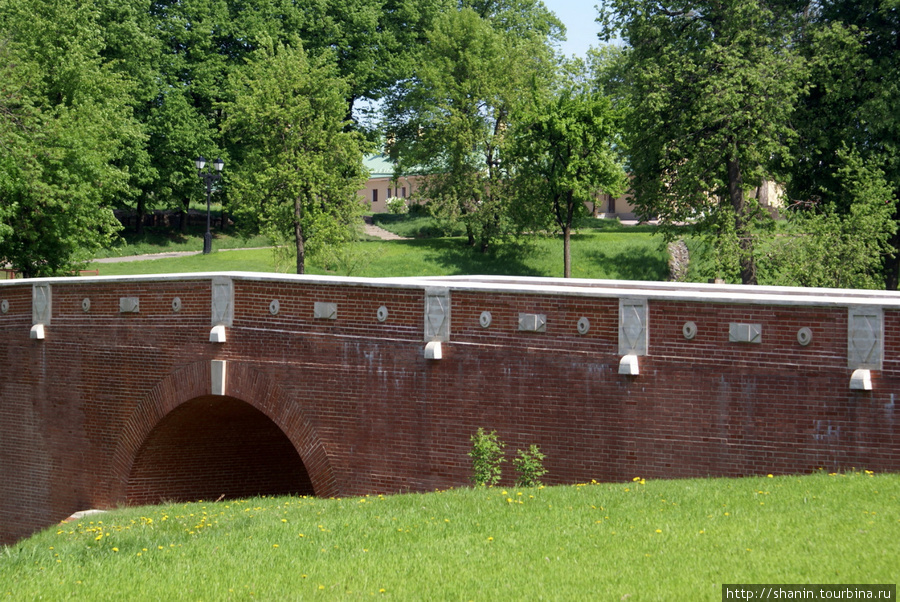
[797,327,812,347]
[479,311,492,328]
[683,321,697,340]
[172,297,182,313]
[1,300,8,314]
[82,298,91,313]
[577,317,590,335]
[269,300,280,315]
[377,306,389,322]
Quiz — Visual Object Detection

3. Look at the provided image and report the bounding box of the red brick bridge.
[2,273,899,544]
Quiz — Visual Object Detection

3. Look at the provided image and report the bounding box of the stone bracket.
[850,369,872,391]
[424,341,442,360]
[209,324,227,343]
[619,354,640,375]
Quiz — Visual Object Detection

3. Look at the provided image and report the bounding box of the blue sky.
[550,0,604,58]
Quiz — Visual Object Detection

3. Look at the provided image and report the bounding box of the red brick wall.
[1,275,899,544]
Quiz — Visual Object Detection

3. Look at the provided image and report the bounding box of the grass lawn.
[2,471,897,600]
[90,217,670,280]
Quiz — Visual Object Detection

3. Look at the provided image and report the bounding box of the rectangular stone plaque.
[32,284,52,325]
[518,313,547,333]
[848,306,883,370]
[119,297,140,313]
[619,298,648,355]
[314,302,337,320]
[424,287,450,342]
[729,323,762,344]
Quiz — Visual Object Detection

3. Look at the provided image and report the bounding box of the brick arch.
[109,361,338,504]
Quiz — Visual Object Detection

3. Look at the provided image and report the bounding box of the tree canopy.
[223,42,370,274]
[599,0,808,284]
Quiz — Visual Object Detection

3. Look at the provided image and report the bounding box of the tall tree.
[0,0,141,277]
[514,84,626,277]
[787,0,900,288]
[600,0,808,284]
[223,42,370,274]
[384,3,560,252]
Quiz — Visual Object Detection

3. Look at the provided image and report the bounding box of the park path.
[362,216,409,241]
[94,218,404,264]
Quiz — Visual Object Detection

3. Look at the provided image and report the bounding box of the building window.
[372,189,378,204]
[401,187,407,198]
[387,188,392,198]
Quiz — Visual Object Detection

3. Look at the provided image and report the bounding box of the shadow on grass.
[406,237,543,276]
[583,244,669,281]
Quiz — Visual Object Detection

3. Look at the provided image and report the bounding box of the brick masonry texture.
[1,274,899,544]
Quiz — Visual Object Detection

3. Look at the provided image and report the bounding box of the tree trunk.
[180,199,189,233]
[727,152,757,285]
[135,196,145,235]
[294,196,305,275]
[884,199,900,290]
[563,190,575,278]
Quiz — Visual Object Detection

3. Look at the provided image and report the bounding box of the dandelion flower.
[655,529,662,533]
[767,474,774,478]
[112,548,119,552]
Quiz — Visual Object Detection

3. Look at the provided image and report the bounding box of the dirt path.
[363,216,409,241]
[95,219,405,264]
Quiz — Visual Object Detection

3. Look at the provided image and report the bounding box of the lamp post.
[195,156,224,254]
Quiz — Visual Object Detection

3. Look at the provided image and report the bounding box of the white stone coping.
[3,271,900,309]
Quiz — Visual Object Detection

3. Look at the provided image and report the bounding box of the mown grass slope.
[2,471,897,600]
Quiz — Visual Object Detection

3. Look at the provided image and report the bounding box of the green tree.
[384,5,560,251]
[759,149,897,288]
[514,83,626,277]
[223,42,370,274]
[787,0,900,288]
[600,0,808,284]
[0,0,142,277]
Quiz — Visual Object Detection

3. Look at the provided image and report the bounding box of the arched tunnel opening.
[126,395,315,505]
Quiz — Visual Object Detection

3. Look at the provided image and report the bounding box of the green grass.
[3,471,897,600]
[94,225,271,259]
[91,232,669,280]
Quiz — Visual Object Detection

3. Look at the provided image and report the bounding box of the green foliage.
[600,0,807,284]
[513,79,626,277]
[758,151,897,289]
[787,1,900,288]
[384,4,559,252]
[468,428,505,486]
[0,0,144,276]
[223,42,370,274]
[513,444,547,488]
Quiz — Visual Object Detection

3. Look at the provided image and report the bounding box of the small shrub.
[386,196,409,215]
[468,428,505,486]
[514,444,547,487]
